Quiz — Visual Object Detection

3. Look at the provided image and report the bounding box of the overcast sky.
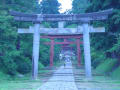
[58,0,72,13]
[39,0,72,13]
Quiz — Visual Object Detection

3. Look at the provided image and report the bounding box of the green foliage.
[72,0,90,13]
[111,66,120,79]
[95,58,117,74]
[91,48,106,68]
[66,24,77,28]
[86,0,120,77]
[112,10,120,24]
[54,45,61,63]
[107,37,120,53]
[15,56,31,74]
[0,0,60,76]
[0,10,18,75]
[0,71,10,81]
[38,62,44,69]
[40,0,60,14]
[39,44,50,66]
[0,5,36,75]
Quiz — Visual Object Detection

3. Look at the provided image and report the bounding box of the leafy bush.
[0,0,61,77]
[91,48,106,68]
[38,62,44,69]
[15,56,31,74]
[95,58,117,74]
[0,55,17,76]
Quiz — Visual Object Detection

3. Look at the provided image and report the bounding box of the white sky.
[39,0,72,13]
[58,0,72,13]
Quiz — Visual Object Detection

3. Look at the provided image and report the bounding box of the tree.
[72,0,90,13]
[39,0,60,14]
[86,0,120,76]
[0,0,58,76]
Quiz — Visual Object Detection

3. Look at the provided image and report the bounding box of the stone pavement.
[38,61,78,90]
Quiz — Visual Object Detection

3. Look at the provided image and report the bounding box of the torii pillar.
[50,38,54,67]
[82,23,92,78]
[76,38,81,66]
[32,24,40,80]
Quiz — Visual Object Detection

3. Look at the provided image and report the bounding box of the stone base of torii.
[41,35,83,67]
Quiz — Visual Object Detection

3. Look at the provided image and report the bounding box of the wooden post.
[50,38,54,67]
[83,23,92,78]
[76,38,81,66]
[32,24,40,80]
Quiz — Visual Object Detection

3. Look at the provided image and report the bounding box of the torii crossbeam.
[18,26,105,34]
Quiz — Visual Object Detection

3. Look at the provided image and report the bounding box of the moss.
[111,66,120,79]
[95,58,117,74]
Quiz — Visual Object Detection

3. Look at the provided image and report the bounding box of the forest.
[0,0,120,84]
[0,0,61,76]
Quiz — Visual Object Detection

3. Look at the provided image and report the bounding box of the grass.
[0,72,42,90]
[0,69,51,90]
[0,61,62,90]
[0,81,41,90]
[111,66,120,79]
[73,69,120,90]
[95,59,117,74]
[72,60,120,90]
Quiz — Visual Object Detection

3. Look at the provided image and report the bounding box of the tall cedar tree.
[40,0,60,14]
[72,0,89,13]
[86,0,120,71]
[0,0,54,75]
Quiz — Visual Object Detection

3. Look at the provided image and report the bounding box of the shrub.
[15,56,31,74]
[111,66,120,79]
[0,56,17,76]
[91,48,106,68]
[95,58,117,74]
[38,62,44,69]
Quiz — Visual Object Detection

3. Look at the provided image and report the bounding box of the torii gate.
[17,23,105,79]
[61,45,75,59]
[10,9,113,80]
[41,35,83,67]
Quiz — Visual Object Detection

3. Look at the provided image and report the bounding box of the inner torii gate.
[61,44,73,52]
[41,35,83,67]
[10,9,113,80]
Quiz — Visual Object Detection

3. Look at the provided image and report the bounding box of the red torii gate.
[61,44,73,51]
[41,34,83,67]
[61,44,75,56]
